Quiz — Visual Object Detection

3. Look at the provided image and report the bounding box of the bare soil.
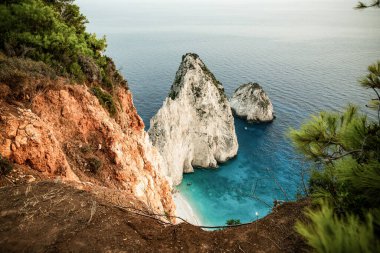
[0,181,310,253]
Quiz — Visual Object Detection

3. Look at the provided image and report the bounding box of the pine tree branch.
[371,87,380,124]
[322,149,362,162]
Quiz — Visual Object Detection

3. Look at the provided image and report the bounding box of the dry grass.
[0,56,57,101]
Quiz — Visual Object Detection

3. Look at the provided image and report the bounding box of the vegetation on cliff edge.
[289,3,380,252]
[0,0,125,115]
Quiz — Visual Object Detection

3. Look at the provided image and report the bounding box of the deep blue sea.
[78,0,380,226]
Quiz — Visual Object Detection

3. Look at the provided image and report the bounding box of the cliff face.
[148,53,238,185]
[230,83,274,122]
[0,80,174,218]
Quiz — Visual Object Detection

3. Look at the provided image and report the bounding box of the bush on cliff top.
[0,55,57,82]
[0,0,125,89]
[226,219,241,226]
[91,86,117,116]
[0,155,13,176]
[0,55,58,100]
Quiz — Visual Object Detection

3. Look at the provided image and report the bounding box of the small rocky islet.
[230,82,274,123]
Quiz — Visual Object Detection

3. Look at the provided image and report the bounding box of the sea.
[77,0,380,226]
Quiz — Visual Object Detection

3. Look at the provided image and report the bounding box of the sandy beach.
[173,192,201,225]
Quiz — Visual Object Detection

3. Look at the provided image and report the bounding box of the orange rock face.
[0,84,175,218]
[0,105,79,181]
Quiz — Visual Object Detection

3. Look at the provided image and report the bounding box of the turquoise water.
[78,0,380,225]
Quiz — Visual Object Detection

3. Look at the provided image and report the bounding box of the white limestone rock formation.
[148,53,238,185]
[230,83,274,122]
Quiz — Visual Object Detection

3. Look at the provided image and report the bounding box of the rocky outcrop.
[230,83,274,122]
[0,82,174,218]
[0,105,79,181]
[148,53,238,185]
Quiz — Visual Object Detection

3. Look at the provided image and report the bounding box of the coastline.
[173,191,202,226]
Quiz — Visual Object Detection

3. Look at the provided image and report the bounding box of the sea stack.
[148,53,238,185]
[230,82,274,122]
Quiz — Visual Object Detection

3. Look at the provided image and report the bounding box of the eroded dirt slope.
[0,182,309,253]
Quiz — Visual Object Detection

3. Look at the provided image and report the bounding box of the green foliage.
[360,61,380,90]
[289,105,372,162]
[91,86,117,116]
[359,61,380,121]
[226,219,241,225]
[0,0,125,88]
[290,55,380,252]
[44,0,88,33]
[168,90,178,100]
[200,63,226,99]
[337,160,380,200]
[296,203,380,253]
[69,62,85,83]
[168,74,181,100]
[291,105,380,252]
[0,155,13,176]
[290,105,380,213]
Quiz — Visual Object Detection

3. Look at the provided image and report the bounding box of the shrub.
[226,219,241,225]
[80,145,92,154]
[87,157,102,173]
[100,69,113,90]
[296,203,380,253]
[78,55,100,82]
[100,56,127,90]
[289,105,380,215]
[0,56,56,83]
[0,1,128,90]
[0,56,57,100]
[0,0,116,86]
[69,62,86,83]
[90,86,117,116]
[0,155,13,176]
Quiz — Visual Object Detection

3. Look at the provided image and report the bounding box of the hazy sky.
[76,0,379,41]
[76,0,360,13]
